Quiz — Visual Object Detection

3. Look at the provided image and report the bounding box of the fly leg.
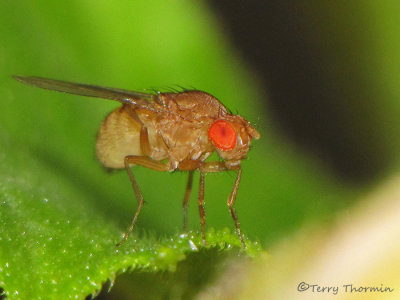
[227,167,246,249]
[117,155,170,246]
[198,169,206,245]
[197,162,227,246]
[200,163,246,249]
[182,170,194,232]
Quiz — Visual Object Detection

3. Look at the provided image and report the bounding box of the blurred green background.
[1,0,400,299]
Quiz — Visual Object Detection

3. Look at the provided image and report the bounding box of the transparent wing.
[13,76,153,106]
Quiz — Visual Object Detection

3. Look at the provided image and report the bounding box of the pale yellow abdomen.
[96,106,143,168]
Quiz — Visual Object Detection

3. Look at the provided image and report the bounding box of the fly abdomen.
[96,106,143,168]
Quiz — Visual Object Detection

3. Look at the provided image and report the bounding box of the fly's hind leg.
[116,155,170,246]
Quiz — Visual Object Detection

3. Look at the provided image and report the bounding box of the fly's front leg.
[117,155,170,246]
[201,162,246,249]
[197,162,227,246]
[182,170,194,232]
[198,169,206,245]
[227,167,246,249]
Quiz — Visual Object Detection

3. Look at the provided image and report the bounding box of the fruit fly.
[14,76,260,248]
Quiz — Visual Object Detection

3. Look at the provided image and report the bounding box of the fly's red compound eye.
[208,120,237,150]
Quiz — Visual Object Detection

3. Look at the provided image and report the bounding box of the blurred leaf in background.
[4,0,397,299]
[211,0,400,182]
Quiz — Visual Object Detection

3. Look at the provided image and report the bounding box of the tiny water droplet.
[189,240,198,251]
